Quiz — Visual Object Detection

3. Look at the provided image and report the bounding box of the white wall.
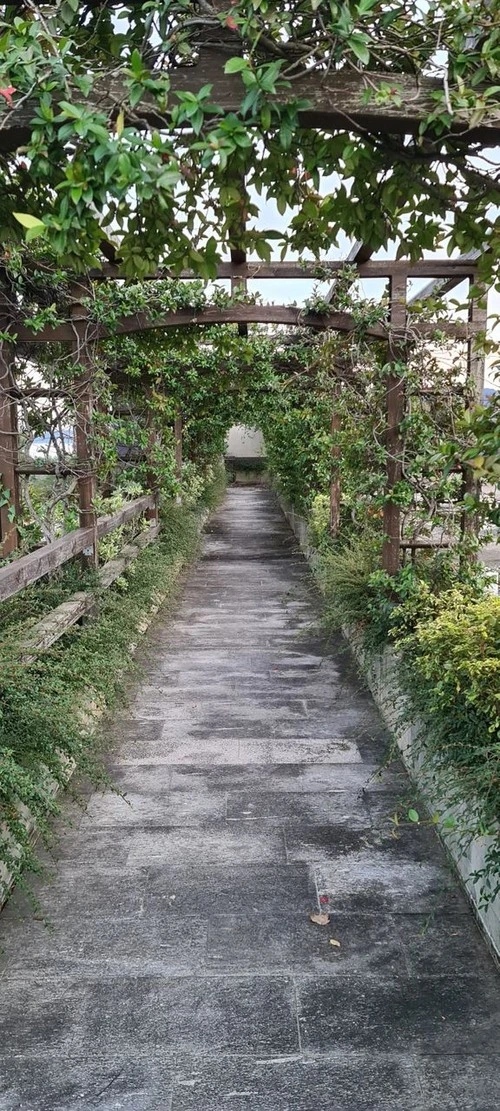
[225,425,265,458]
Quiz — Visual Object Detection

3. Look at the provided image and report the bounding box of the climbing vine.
[0,2,498,284]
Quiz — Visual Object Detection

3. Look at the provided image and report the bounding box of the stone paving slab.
[297,972,500,1054]
[1,486,499,1110]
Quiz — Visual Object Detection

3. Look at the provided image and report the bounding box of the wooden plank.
[9,387,71,400]
[460,285,488,547]
[21,593,90,658]
[96,494,155,538]
[381,273,407,575]
[15,463,75,476]
[174,414,183,504]
[400,541,453,549]
[325,242,374,305]
[70,292,97,569]
[0,494,154,603]
[89,259,480,282]
[14,303,471,345]
[467,289,488,403]
[0,526,95,603]
[0,336,20,556]
[20,524,160,661]
[2,59,499,155]
[408,249,482,304]
[97,524,160,588]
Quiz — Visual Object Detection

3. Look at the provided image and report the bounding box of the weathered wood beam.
[381,272,407,575]
[0,335,20,556]
[325,241,374,305]
[12,303,471,345]
[0,494,154,603]
[95,494,155,540]
[408,249,482,304]
[90,259,479,282]
[0,525,95,603]
[174,412,183,504]
[460,281,488,550]
[70,290,98,569]
[8,386,72,400]
[15,463,76,476]
[20,522,160,662]
[2,54,499,154]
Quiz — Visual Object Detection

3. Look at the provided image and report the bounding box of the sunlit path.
[1,488,499,1110]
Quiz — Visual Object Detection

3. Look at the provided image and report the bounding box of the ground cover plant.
[0,473,224,902]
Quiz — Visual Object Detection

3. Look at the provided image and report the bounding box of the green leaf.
[130,48,144,79]
[350,37,371,65]
[224,57,249,74]
[13,212,45,230]
[25,224,47,241]
[58,100,83,119]
[407,809,420,823]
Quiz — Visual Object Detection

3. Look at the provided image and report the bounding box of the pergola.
[0,31,493,599]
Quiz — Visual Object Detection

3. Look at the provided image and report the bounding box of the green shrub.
[308,493,330,549]
[0,501,209,901]
[394,591,500,899]
[319,539,380,631]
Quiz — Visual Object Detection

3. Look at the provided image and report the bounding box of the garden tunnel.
[1,6,500,1105]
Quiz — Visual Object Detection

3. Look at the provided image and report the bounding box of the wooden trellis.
[0,38,490,591]
[0,250,486,581]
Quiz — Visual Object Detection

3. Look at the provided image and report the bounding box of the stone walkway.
[1,487,500,1110]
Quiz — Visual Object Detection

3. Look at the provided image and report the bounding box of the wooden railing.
[0,494,155,604]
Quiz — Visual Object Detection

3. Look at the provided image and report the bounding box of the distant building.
[224,425,268,484]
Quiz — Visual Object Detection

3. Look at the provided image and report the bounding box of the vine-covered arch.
[0,0,497,579]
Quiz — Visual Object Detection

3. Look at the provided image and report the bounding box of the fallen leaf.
[329,938,341,948]
[309,911,330,926]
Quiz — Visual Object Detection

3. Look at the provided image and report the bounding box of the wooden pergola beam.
[89,259,479,282]
[407,249,482,304]
[11,303,472,345]
[325,241,374,304]
[2,56,499,154]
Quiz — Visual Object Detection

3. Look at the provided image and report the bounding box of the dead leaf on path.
[329,938,341,948]
[309,911,330,926]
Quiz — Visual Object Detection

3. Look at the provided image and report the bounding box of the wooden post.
[145,401,160,525]
[460,282,487,547]
[381,273,407,574]
[229,167,248,337]
[70,291,98,568]
[174,412,183,505]
[0,326,20,557]
[467,283,487,402]
[329,393,342,538]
